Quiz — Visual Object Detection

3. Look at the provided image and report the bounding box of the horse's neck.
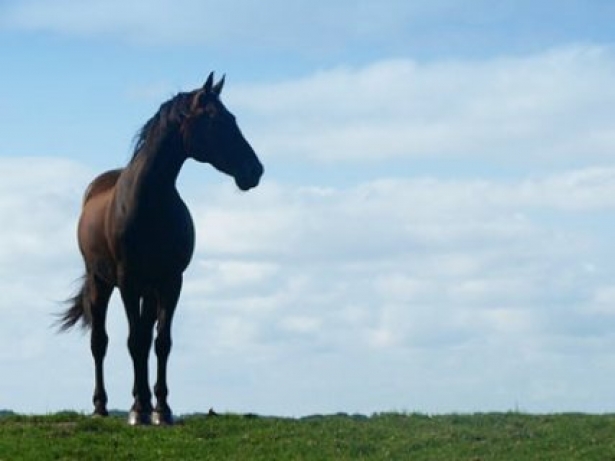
[126,132,186,199]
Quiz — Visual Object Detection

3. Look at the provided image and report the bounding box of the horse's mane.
[131,91,194,162]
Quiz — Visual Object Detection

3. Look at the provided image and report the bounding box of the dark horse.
[59,73,263,425]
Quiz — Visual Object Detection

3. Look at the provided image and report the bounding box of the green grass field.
[1,412,615,460]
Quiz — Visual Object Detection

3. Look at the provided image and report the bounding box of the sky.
[2,0,615,417]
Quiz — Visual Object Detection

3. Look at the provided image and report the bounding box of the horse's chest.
[113,200,196,276]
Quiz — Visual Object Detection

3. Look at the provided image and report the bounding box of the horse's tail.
[58,276,92,332]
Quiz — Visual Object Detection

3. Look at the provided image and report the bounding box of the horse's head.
[181,73,263,191]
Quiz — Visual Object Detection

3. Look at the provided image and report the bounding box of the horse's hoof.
[152,410,174,426]
[128,410,152,426]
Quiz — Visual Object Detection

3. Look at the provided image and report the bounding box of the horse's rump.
[78,169,122,285]
[83,169,123,205]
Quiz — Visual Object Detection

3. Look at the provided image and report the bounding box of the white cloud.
[228,46,615,164]
[0,157,89,275]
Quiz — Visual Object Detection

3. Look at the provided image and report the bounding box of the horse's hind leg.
[89,274,113,416]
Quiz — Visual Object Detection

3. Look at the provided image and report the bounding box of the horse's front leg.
[121,287,156,425]
[152,275,182,426]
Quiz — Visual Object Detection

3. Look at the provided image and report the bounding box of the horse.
[58,73,264,425]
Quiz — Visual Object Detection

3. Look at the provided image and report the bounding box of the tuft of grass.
[1,412,615,460]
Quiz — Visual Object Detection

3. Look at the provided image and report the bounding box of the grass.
[1,411,615,460]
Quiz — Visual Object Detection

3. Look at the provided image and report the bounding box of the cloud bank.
[2,160,615,415]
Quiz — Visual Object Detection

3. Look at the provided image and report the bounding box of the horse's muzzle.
[235,160,264,191]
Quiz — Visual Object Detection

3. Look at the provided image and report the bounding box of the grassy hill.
[1,412,615,460]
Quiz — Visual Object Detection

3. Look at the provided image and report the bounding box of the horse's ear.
[203,72,215,93]
[212,74,225,96]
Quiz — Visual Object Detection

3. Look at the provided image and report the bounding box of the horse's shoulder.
[83,168,123,205]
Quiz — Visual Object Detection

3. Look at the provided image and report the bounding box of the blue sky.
[2,0,615,417]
